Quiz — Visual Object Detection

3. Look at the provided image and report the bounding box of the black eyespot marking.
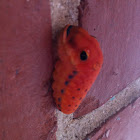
[58,104,61,108]
[65,81,69,85]
[61,89,64,94]
[72,97,75,99]
[80,51,88,61]
[77,88,80,91]
[68,75,73,79]
[58,98,61,102]
[67,25,73,37]
[68,105,71,107]
[85,89,88,92]
[73,70,78,75]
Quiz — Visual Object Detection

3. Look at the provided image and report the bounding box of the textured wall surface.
[1,0,140,140]
[89,97,140,140]
[50,0,80,38]
[75,0,140,117]
[56,78,140,140]
[0,0,56,139]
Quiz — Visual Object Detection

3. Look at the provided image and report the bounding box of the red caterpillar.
[52,25,103,114]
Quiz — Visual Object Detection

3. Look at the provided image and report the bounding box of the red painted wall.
[0,0,56,139]
[75,0,140,117]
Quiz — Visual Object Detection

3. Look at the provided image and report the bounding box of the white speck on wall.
[105,129,111,138]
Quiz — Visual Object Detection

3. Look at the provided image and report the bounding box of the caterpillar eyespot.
[52,25,103,114]
[80,51,88,61]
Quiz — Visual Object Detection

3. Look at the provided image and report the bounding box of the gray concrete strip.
[86,97,140,140]
[49,0,80,38]
[56,78,140,140]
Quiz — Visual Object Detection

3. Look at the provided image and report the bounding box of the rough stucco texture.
[90,97,140,140]
[74,0,140,118]
[0,0,56,140]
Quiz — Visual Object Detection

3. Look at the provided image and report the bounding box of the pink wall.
[75,0,140,118]
[0,0,140,139]
[0,0,56,139]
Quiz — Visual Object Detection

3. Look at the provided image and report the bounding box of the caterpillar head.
[58,25,103,72]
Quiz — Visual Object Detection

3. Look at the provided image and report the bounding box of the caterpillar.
[52,25,103,114]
